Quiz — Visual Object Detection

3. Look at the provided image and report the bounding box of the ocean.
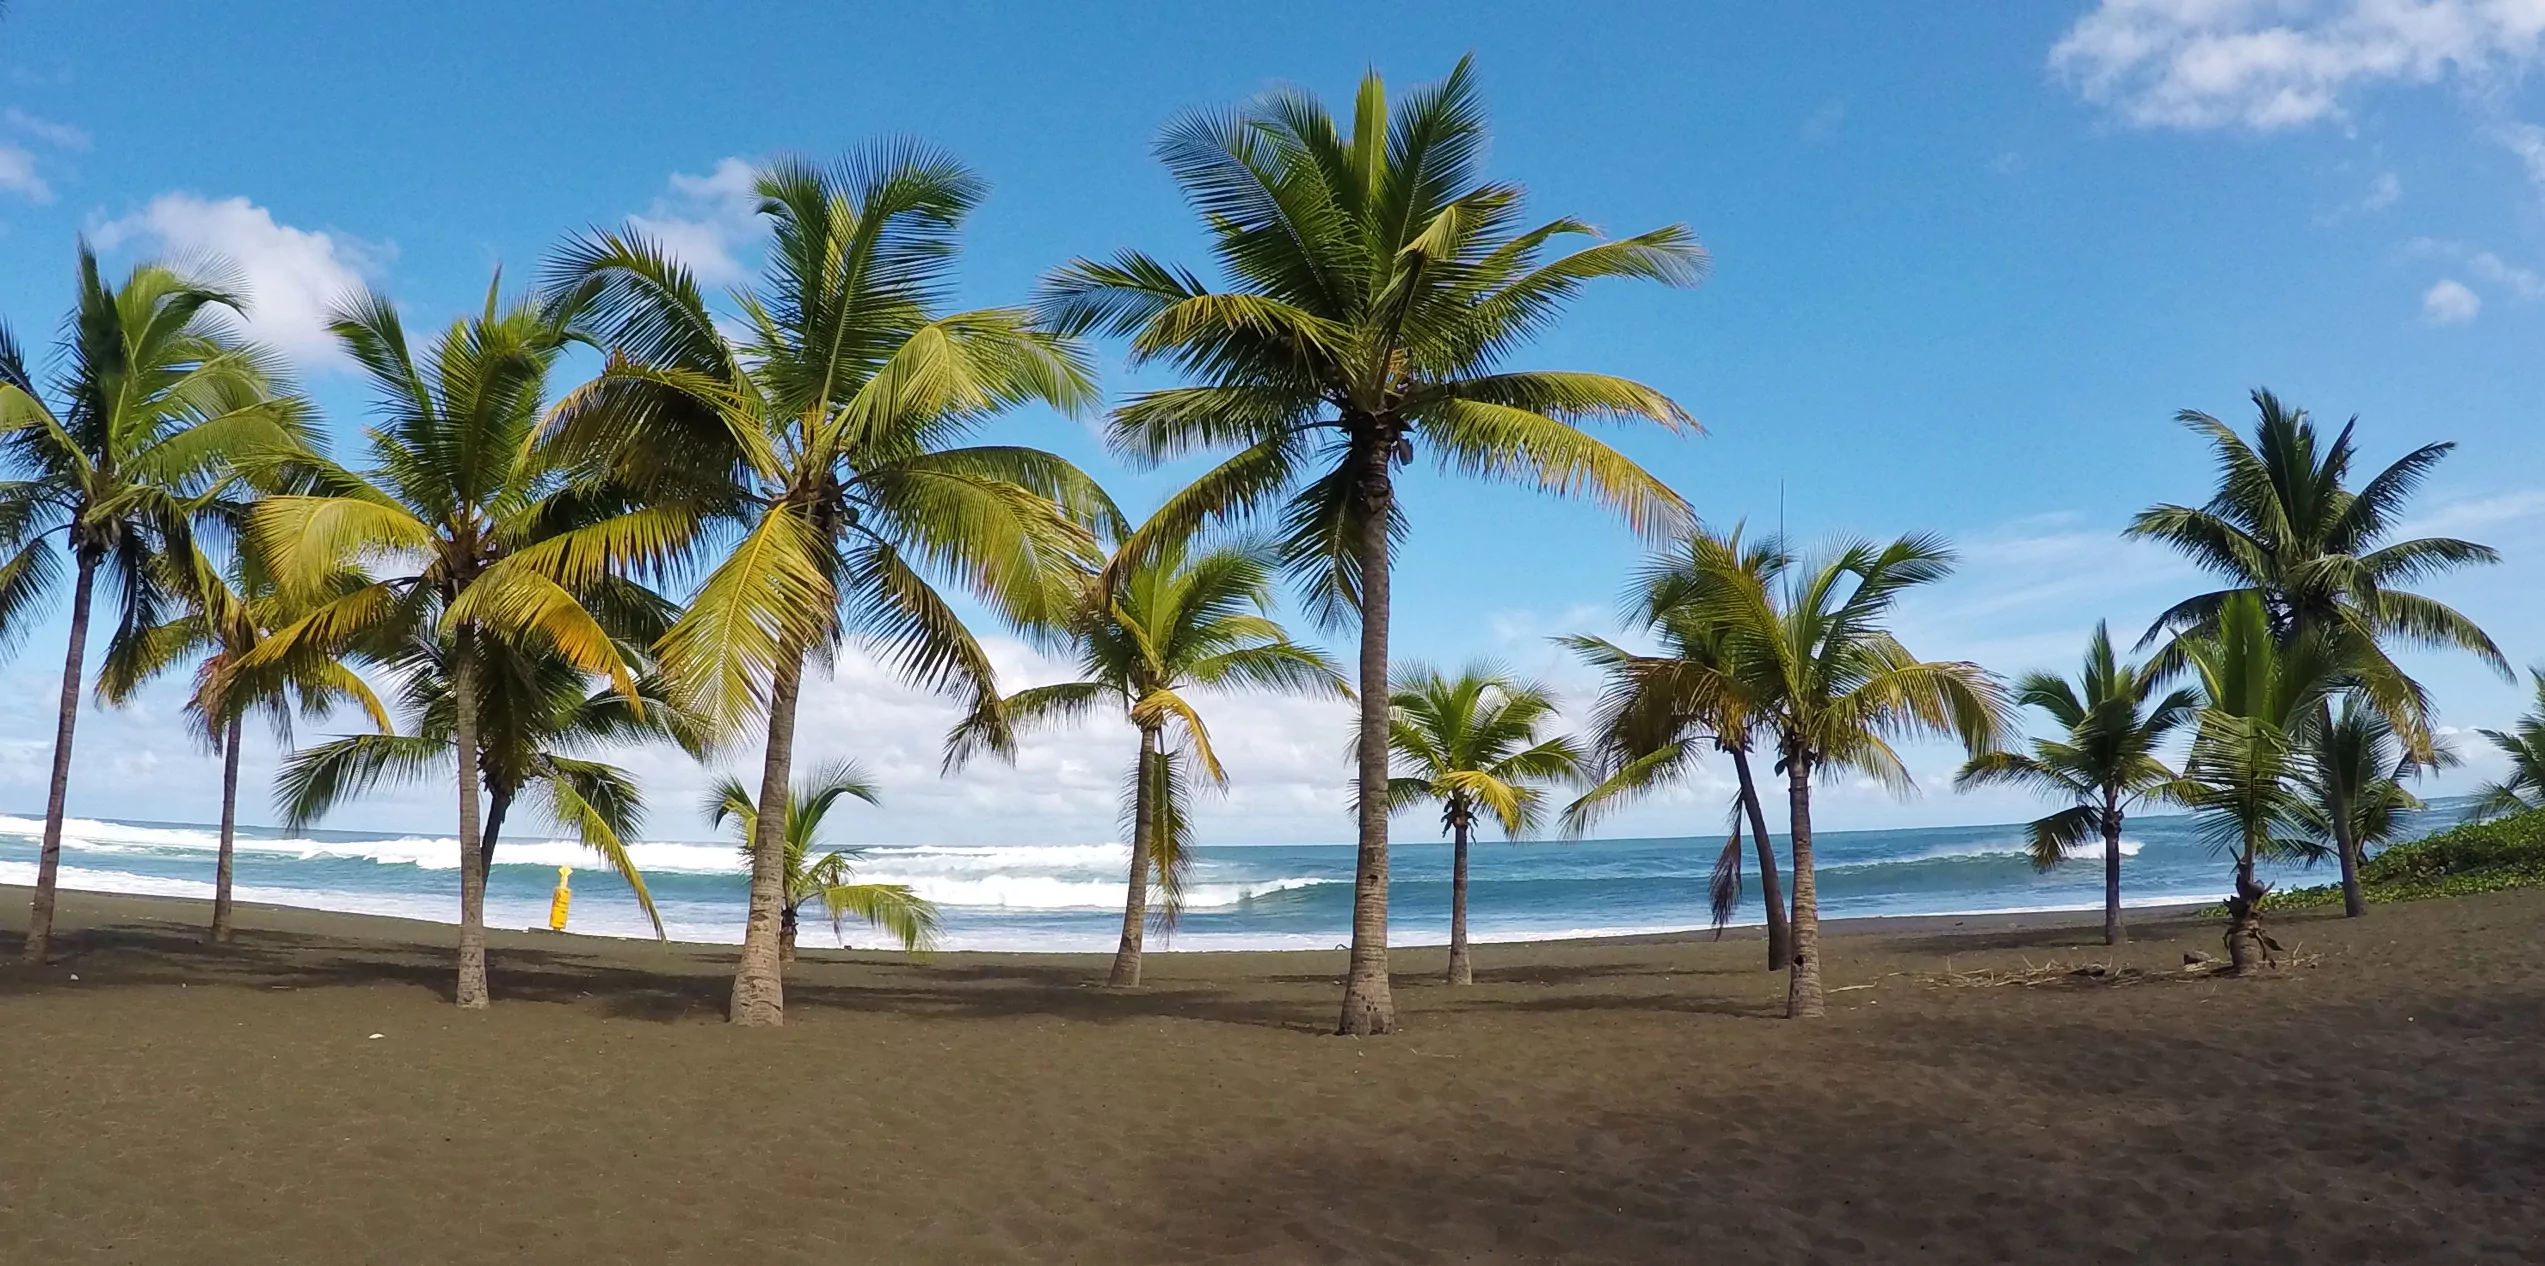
[0,802,2466,952]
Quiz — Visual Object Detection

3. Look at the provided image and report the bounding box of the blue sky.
[0,1,2539,845]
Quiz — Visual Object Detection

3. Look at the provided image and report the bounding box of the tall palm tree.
[2470,669,2545,820]
[1955,623,2197,945]
[2174,592,2342,974]
[947,532,1345,987]
[704,760,938,961]
[543,150,1115,1026]
[1038,60,1704,1034]
[2129,389,2505,916]
[95,544,388,942]
[275,631,702,938]
[1385,664,1581,985]
[242,283,638,1007]
[0,248,311,962]
[1669,534,2006,1018]
[1562,524,1794,969]
[2295,695,2451,901]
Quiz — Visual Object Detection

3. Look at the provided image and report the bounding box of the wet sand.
[4,883,2541,1264]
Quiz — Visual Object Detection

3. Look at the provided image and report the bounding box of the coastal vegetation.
[2255,807,2545,910]
[0,61,2526,1033]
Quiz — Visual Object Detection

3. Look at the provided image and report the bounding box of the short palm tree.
[276,631,703,938]
[96,544,388,942]
[2296,695,2450,900]
[705,761,938,960]
[1671,534,2007,1018]
[1038,59,1704,1034]
[946,532,1345,987]
[2174,592,2342,973]
[543,150,1114,1026]
[2129,389,2505,915]
[1954,622,2197,945]
[1385,664,1581,985]
[1562,524,1794,969]
[2470,670,2545,820]
[242,284,639,1007]
[0,248,311,962]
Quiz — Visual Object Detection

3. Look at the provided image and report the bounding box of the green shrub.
[2258,809,2545,911]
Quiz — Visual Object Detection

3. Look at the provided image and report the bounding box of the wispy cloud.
[2424,277,2483,323]
[92,194,394,370]
[3,107,88,151]
[626,157,761,285]
[0,144,47,203]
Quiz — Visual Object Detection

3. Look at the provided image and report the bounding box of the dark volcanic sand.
[4,884,2541,1264]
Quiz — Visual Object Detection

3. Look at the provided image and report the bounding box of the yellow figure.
[548,866,573,932]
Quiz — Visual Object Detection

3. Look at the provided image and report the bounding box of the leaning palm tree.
[2470,669,2545,820]
[242,283,640,1007]
[1954,622,2197,945]
[1385,664,1582,985]
[1672,533,2007,1018]
[2295,695,2451,900]
[96,543,388,942]
[705,761,938,961]
[1562,524,1794,968]
[2174,592,2343,973]
[543,149,1114,1026]
[1038,59,1704,1034]
[0,247,311,962]
[947,532,1345,987]
[2129,389,2505,916]
[275,630,703,938]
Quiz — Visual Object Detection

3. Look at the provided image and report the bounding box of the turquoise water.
[0,801,2465,951]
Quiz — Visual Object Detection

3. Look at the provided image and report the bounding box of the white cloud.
[91,194,391,370]
[3,107,88,151]
[2363,168,2403,208]
[626,157,761,285]
[2052,1,2545,130]
[2424,276,2485,321]
[0,144,47,202]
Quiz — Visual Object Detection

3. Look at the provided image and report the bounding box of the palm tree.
[275,630,702,938]
[95,544,388,942]
[1954,623,2197,945]
[2295,696,2452,898]
[1384,664,1581,984]
[1562,525,1794,969]
[947,532,1345,987]
[2128,389,2505,916]
[0,248,311,962]
[1038,59,1704,1034]
[242,283,640,1007]
[1668,534,2006,1018]
[2174,592,2343,973]
[2470,670,2545,820]
[704,760,938,960]
[543,150,1114,1026]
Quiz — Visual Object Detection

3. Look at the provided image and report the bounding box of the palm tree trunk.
[780,904,798,964]
[450,633,491,1009]
[209,713,243,944]
[2329,776,2367,918]
[1337,435,1397,1036]
[730,645,805,1027]
[1784,752,1825,1019]
[1109,726,1159,988]
[2101,791,2127,947]
[1447,809,1473,986]
[481,783,510,873]
[2224,847,2268,975]
[23,550,99,965]
[1728,745,1789,970]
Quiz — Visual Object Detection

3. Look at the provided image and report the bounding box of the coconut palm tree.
[1668,534,2007,1018]
[542,150,1114,1026]
[241,282,641,1006]
[946,532,1345,987]
[2470,669,2545,820]
[1561,524,1794,968]
[1384,664,1581,985]
[2174,592,2343,973]
[0,248,312,962]
[2295,695,2452,898]
[274,628,704,938]
[95,543,388,942]
[2128,389,2505,916]
[1954,623,2197,945]
[704,761,938,960]
[1037,59,1704,1034]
